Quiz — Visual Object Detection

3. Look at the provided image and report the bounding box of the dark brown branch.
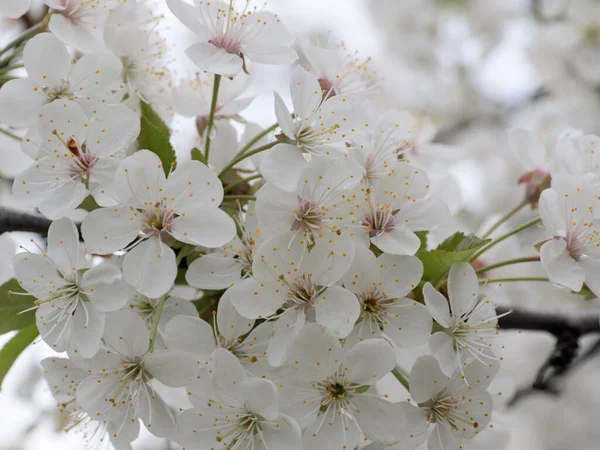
[498,306,600,405]
[0,207,53,235]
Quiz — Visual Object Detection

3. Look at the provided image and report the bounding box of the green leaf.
[0,324,39,389]
[0,279,37,335]
[191,147,207,164]
[138,101,176,175]
[415,231,429,255]
[77,195,100,212]
[419,232,490,285]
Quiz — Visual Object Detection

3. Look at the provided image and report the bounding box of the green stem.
[218,141,277,178]
[0,64,24,75]
[478,277,549,284]
[222,195,256,202]
[223,173,262,194]
[482,199,529,239]
[0,23,46,58]
[204,74,222,163]
[470,217,542,262]
[0,44,24,67]
[475,256,541,275]
[392,367,410,391]
[0,127,22,141]
[148,296,168,352]
[234,123,278,159]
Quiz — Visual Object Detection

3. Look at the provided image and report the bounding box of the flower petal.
[540,239,585,292]
[423,282,452,328]
[170,207,236,248]
[409,355,450,404]
[185,42,243,77]
[24,33,71,88]
[123,237,176,298]
[343,339,396,385]
[314,285,360,339]
[240,377,279,420]
[448,262,479,316]
[47,217,81,275]
[260,143,307,192]
[103,311,149,358]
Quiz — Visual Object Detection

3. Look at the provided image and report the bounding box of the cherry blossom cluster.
[1,1,600,450]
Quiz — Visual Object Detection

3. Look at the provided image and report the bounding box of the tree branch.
[0,207,54,235]
[498,306,600,405]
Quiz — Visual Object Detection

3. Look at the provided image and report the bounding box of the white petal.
[185,252,241,290]
[36,302,72,353]
[87,105,140,157]
[217,291,255,343]
[448,262,479,316]
[409,355,450,404]
[428,331,458,376]
[38,100,88,154]
[82,206,140,254]
[144,349,200,387]
[423,283,452,328]
[343,339,396,385]
[70,304,105,358]
[88,157,121,206]
[227,278,287,319]
[48,14,99,53]
[47,217,80,275]
[314,285,360,339]
[0,0,30,18]
[24,33,71,88]
[185,42,243,77]
[382,299,432,348]
[164,160,224,211]
[13,252,65,298]
[303,407,360,450]
[290,66,323,119]
[379,253,424,298]
[114,150,166,206]
[170,207,236,248]
[286,323,344,382]
[123,237,177,298]
[0,79,48,128]
[208,348,246,400]
[371,225,422,256]
[255,183,297,235]
[401,197,449,231]
[81,264,127,312]
[243,44,298,65]
[166,0,207,37]
[274,91,295,138]
[260,413,303,450]
[267,307,306,367]
[69,52,122,96]
[164,315,216,360]
[540,239,585,292]
[353,396,407,445]
[338,242,380,294]
[240,377,279,420]
[539,188,567,236]
[139,388,177,439]
[260,143,307,192]
[103,311,149,358]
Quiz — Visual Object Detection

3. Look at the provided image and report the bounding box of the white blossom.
[423,262,501,374]
[0,32,121,128]
[13,218,127,357]
[167,0,297,77]
[279,324,407,449]
[82,150,236,298]
[13,100,140,219]
[177,348,303,449]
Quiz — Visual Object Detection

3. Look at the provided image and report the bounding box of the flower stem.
[0,64,24,75]
[235,123,278,159]
[218,141,277,178]
[478,277,549,284]
[222,195,257,202]
[392,367,410,391]
[0,22,46,58]
[475,256,541,275]
[0,127,22,141]
[223,173,262,193]
[148,295,168,352]
[204,74,222,163]
[482,200,529,239]
[470,217,542,262]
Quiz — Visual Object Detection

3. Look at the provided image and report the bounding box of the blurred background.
[2,0,600,448]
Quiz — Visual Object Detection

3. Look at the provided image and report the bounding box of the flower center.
[289,274,319,305]
[362,209,396,237]
[140,202,178,237]
[292,200,324,233]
